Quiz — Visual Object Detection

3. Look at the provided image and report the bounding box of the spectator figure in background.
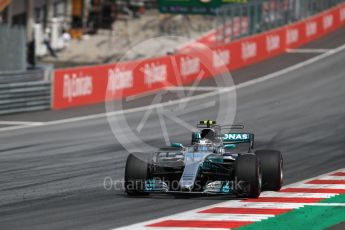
[62,29,71,48]
[128,0,143,18]
[44,28,58,58]
[87,0,100,34]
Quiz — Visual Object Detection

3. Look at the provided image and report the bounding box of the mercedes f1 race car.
[124,120,283,198]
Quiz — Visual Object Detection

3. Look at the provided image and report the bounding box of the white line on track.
[304,203,345,207]
[126,89,160,102]
[165,86,221,91]
[287,183,345,189]
[233,202,345,207]
[135,228,229,230]
[286,48,333,53]
[1,43,345,133]
[215,202,304,209]
[142,227,232,230]
[0,121,44,126]
[169,213,273,221]
[318,176,345,180]
[259,192,335,199]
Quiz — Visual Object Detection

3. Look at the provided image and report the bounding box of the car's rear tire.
[235,154,261,198]
[124,152,153,196]
[255,150,283,191]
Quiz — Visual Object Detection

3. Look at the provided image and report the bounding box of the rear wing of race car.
[195,120,254,150]
[197,121,244,130]
[223,133,255,150]
[223,133,254,143]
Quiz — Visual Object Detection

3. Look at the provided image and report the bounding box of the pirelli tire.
[255,150,283,191]
[124,152,154,196]
[235,154,261,198]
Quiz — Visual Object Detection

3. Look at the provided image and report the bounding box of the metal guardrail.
[0,68,45,84]
[215,0,345,45]
[0,81,51,115]
[0,25,26,72]
[0,65,53,115]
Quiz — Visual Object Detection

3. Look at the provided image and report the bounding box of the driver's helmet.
[200,128,216,142]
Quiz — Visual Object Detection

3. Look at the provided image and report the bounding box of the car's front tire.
[235,154,261,198]
[124,152,153,196]
[255,150,283,191]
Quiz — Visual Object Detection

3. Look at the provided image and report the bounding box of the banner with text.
[53,3,345,109]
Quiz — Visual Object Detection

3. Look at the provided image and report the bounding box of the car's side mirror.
[171,143,184,148]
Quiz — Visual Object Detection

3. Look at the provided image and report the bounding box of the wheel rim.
[280,159,283,184]
[258,165,262,192]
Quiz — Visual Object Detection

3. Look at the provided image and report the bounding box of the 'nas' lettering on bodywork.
[224,133,249,140]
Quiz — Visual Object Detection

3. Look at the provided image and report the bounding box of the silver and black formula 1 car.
[124,120,283,198]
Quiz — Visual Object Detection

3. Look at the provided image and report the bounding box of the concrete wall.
[0,25,26,71]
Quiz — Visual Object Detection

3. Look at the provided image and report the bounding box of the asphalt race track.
[0,29,345,230]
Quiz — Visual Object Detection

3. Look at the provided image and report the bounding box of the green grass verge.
[238,194,345,230]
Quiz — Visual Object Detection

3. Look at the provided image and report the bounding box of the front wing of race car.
[140,179,247,196]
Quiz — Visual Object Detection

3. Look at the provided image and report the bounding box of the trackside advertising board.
[158,0,248,15]
[53,3,345,109]
[53,52,229,109]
